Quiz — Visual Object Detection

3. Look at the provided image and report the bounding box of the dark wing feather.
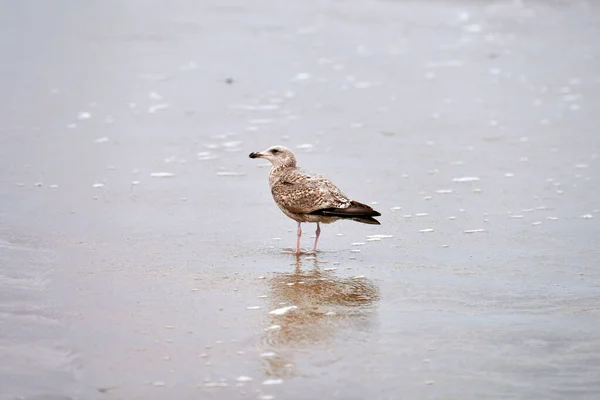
[311,200,380,217]
[310,200,381,224]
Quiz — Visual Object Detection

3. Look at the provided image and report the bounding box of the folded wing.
[271,169,351,214]
[271,169,380,224]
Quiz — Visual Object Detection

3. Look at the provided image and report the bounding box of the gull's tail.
[310,201,381,225]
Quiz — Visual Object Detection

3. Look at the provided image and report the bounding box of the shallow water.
[1,0,599,399]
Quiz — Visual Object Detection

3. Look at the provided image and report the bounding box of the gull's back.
[270,166,351,216]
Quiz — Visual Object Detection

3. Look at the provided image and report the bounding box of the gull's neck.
[269,163,295,186]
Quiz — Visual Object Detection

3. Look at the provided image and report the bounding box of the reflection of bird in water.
[249,145,381,254]
[260,255,379,378]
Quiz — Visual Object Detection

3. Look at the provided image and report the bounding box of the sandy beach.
[1,1,599,399]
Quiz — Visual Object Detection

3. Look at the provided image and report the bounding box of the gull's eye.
[271,148,280,154]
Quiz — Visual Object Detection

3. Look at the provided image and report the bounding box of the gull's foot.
[281,248,314,255]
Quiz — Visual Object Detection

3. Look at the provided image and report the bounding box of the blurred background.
[1,1,599,399]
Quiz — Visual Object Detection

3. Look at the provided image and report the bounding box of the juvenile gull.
[249,145,381,254]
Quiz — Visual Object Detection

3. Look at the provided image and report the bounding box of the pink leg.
[313,222,321,252]
[296,222,302,254]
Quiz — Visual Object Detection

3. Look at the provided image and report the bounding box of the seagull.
[249,145,381,254]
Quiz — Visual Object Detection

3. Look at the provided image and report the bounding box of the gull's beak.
[249,151,264,159]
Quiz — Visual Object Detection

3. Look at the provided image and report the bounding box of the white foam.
[464,229,485,234]
[464,24,482,32]
[269,306,298,315]
[203,382,228,388]
[265,325,281,331]
[249,118,272,125]
[216,172,246,177]
[355,81,372,89]
[294,73,311,81]
[367,234,393,239]
[223,140,242,148]
[453,176,480,183]
[148,103,169,113]
[148,91,163,101]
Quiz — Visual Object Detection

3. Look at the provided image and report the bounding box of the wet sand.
[1,1,599,399]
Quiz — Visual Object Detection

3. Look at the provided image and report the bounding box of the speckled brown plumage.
[249,145,381,254]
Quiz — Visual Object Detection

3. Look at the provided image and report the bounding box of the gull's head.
[249,145,296,168]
